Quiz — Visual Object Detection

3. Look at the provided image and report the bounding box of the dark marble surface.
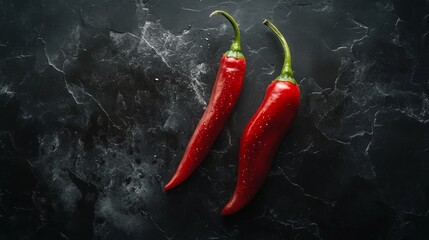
[1,0,429,239]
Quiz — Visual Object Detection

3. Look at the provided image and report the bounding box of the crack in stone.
[255,207,322,239]
[276,166,333,207]
[1,54,33,61]
[64,82,123,130]
[39,38,66,74]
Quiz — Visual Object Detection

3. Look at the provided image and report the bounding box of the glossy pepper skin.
[164,11,246,191]
[222,20,300,216]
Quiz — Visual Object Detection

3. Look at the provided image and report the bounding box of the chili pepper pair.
[164,10,300,216]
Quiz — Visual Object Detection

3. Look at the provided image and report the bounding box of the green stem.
[210,10,243,58]
[263,19,295,83]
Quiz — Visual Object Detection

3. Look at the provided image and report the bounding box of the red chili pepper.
[221,20,300,216]
[164,11,246,191]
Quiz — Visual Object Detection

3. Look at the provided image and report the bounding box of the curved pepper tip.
[220,206,234,216]
[163,179,178,191]
[221,199,242,216]
[221,204,239,216]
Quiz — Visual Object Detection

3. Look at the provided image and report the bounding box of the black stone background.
[1,0,429,239]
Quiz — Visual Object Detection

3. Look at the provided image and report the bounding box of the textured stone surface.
[1,0,429,239]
